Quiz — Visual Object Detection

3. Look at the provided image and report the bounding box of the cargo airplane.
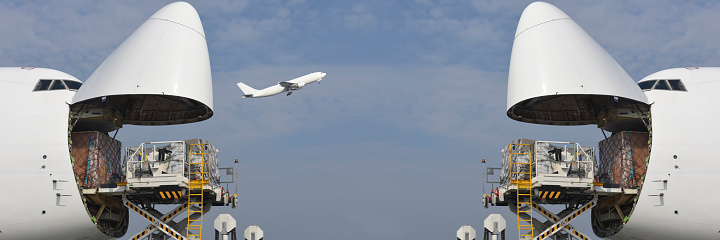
[0,2,215,239]
[236,72,326,98]
[497,1,720,239]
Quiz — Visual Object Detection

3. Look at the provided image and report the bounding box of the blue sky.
[2,0,720,239]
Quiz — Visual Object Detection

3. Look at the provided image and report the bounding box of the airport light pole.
[482,159,486,194]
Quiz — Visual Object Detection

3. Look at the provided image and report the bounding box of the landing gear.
[287,91,293,96]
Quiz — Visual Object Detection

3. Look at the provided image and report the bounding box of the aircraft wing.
[278,81,296,88]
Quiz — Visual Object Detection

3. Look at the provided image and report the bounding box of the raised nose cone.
[150,1,205,38]
[515,2,570,38]
[507,1,649,131]
[71,1,213,129]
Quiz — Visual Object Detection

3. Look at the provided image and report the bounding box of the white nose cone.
[507,2,648,126]
[72,2,213,126]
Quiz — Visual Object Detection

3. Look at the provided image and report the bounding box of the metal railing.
[533,141,595,180]
[124,141,188,179]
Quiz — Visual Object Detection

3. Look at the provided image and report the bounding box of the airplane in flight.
[491,1,720,239]
[236,72,326,98]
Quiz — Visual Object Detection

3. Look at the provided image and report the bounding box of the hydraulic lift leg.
[123,195,188,240]
[532,201,593,240]
[533,196,597,240]
[127,200,190,240]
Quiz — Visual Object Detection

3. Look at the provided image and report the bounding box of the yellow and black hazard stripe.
[565,226,590,240]
[565,201,594,223]
[125,201,187,240]
[538,191,561,199]
[126,202,155,223]
[131,229,150,240]
[534,206,559,222]
[159,191,182,199]
[161,203,188,221]
[537,201,595,239]
[129,204,188,240]
[538,224,563,239]
[159,224,183,239]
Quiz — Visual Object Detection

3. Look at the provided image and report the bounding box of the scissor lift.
[123,195,188,240]
[484,140,634,240]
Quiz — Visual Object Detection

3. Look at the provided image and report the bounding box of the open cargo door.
[507,2,649,133]
[70,2,212,132]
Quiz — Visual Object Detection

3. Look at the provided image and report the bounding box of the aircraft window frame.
[638,80,657,90]
[63,80,82,90]
[638,79,688,92]
[33,79,53,91]
[33,79,82,92]
[654,80,670,90]
[667,79,687,91]
[49,80,68,90]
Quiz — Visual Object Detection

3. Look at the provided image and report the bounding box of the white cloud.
[344,4,378,30]
[193,0,250,15]
[402,1,522,67]
[554,1,720,79]
[211,7,293,47]
[286,0,307,7]
[0,1,162,78]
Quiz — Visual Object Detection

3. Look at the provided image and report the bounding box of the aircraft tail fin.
[236,82,258,98]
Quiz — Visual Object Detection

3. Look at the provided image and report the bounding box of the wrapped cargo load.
[598,131,649,188]
[71,131,122,188]
[185,138,221,187]
[500,138,535,187]
[124,142,186,178]
[123,138,220,188]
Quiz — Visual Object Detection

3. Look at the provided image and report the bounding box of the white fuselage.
[611,68,720,239]
[0,68,111,239]
[285,71,326,86]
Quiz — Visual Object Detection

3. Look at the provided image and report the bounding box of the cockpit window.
[33,79,82,92]
[667,79,686,91]
[654,80,670,90]
[50,80,66,90]
[638,80,656,90]
[63,80,82,90]
[33,79,53,91]
[638,79,687,92]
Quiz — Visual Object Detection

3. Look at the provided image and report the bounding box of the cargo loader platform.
[483,140,637,240]
[80,140,238,240]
